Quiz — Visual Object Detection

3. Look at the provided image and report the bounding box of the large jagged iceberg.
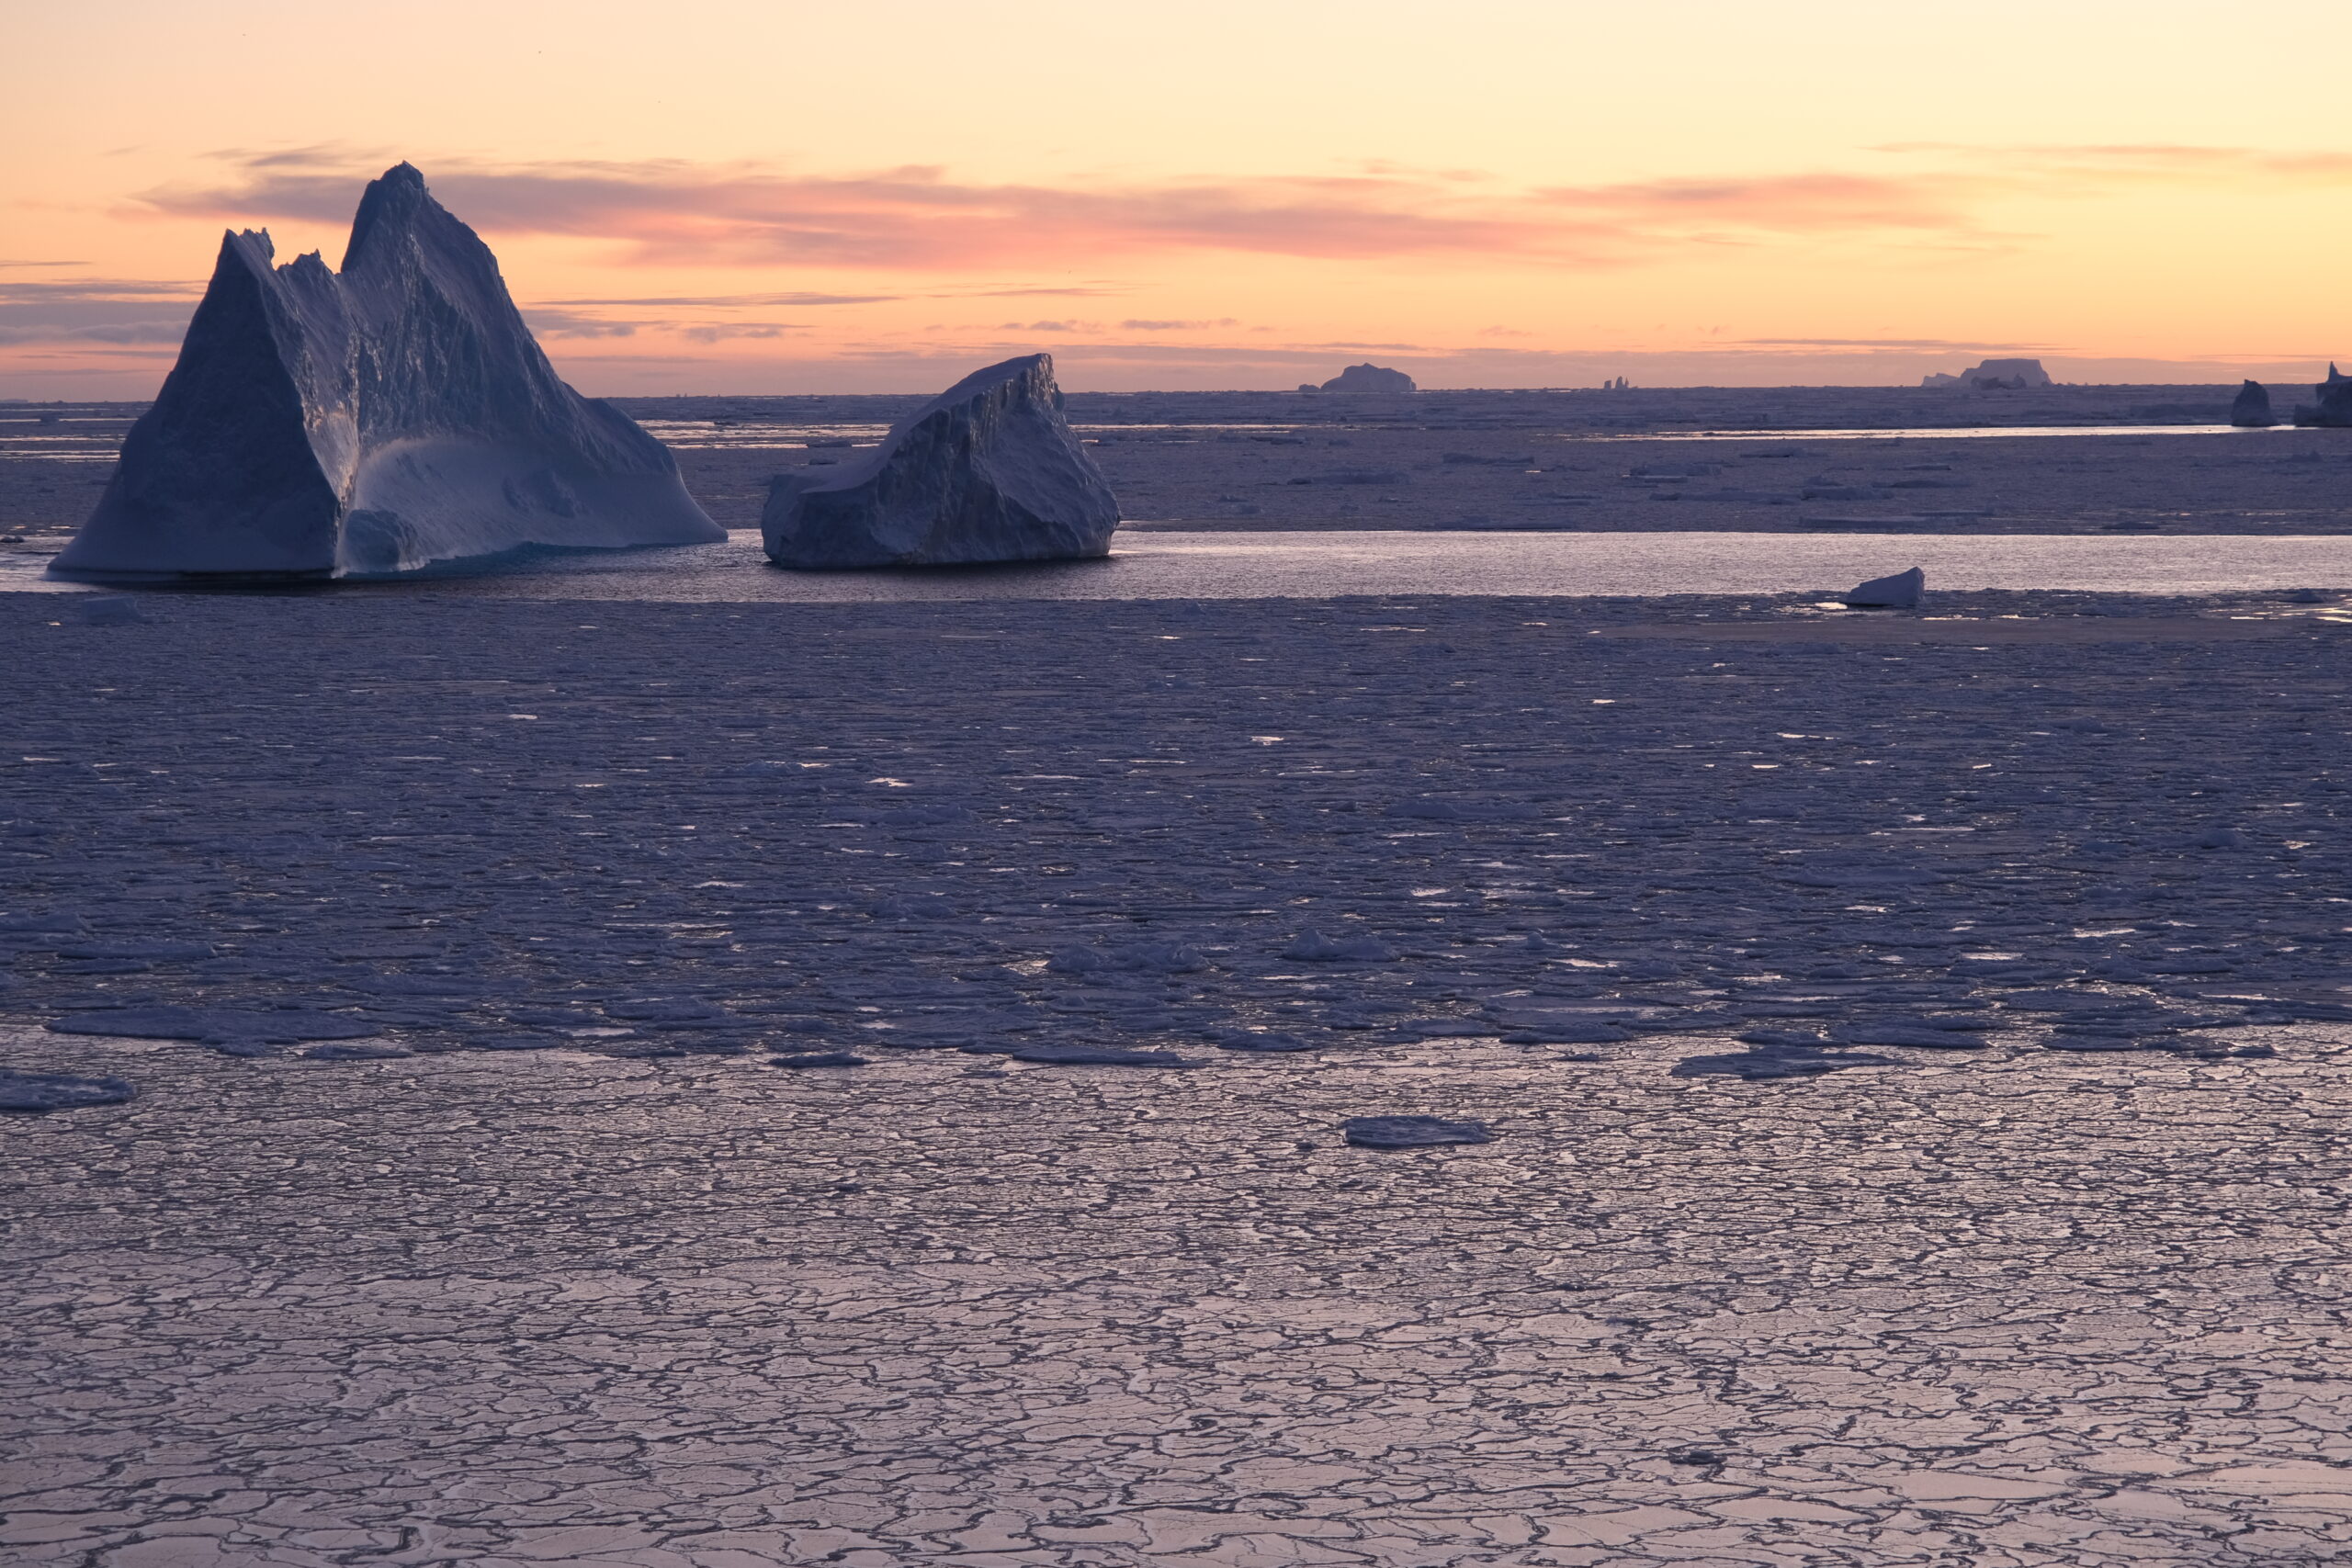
[51,164,720,581]
[2290,364,2352,428]
[762,354,1117,569]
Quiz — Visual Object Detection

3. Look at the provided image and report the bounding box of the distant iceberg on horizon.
[1920,358,2053,391]
[1299,363,1417,395]
[51,163,721,582]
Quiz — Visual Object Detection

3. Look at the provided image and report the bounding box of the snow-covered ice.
[49,164,720,581]
[762,354,1118,568]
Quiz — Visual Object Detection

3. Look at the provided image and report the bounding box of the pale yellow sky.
[6,0,2350,392]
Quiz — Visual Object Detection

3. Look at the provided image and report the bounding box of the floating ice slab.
[51,164,721,581]
[762,354,1118,569]
[1841,565,1926,608]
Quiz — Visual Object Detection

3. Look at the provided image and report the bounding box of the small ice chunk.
[1283,930,1398,964]
[74,595,147,626]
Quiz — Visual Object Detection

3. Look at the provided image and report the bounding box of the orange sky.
[6,0,2351,394]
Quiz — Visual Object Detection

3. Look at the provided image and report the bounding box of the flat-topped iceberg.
[1920,357,2052,390]
[51,164,720,581]
[1316,363,1417,394]
[762,354,1118,569]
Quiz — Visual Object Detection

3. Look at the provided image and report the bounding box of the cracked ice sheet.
[4,588,2352,1564]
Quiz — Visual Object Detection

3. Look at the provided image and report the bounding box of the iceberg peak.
[54,164,720,581]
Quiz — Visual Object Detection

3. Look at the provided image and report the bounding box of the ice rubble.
[1840,566,1925,609]
[51,164,721,582]
[2231,380,2277,428]
[2290,364,2352,428]
[761,354,1119,569]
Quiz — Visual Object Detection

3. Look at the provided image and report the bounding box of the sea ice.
[761,354,1118,569]
[50,164,720,581]
[1840,566,1925,609]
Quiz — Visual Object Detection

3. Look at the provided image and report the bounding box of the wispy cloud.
[541,291,899,308]
[1737,336,2058,351]
[130,149,2034,272]
[0,276,203,346]
[133,141,2352,286]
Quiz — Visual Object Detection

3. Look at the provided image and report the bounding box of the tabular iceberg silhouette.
[1315,363,1417,394]
[51,163,722,581]
[761,354,1118,569]
[1919,357,2052,390]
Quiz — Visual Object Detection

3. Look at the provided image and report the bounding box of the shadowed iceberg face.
[761,353,1119,569]
[51,164,722,582]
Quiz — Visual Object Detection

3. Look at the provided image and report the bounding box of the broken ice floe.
[0,1071,138,1113]
[1342,1115,1492,1148]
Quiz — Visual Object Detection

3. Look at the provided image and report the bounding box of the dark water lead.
[1675,1046,1903,1080]
[1006,1043,1204,1067]
[47,1007,381,1046]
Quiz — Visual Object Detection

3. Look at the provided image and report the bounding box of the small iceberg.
[762,354,1118,569]
[1840,566,1925,609]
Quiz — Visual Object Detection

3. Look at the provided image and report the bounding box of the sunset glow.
[7,0,2351,393]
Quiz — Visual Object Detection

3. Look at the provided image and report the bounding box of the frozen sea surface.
[10,528,2352,601]
[13,385,2352,538]
[5,587,2352,1563]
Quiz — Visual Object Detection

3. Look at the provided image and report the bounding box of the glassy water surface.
[8,530,2352,601]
